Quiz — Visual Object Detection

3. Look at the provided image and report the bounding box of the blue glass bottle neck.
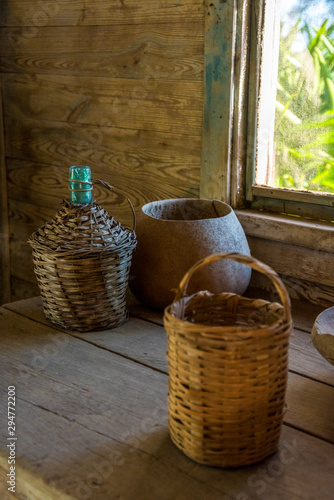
[69,166,92,204]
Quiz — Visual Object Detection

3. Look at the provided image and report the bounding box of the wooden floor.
[0,296,333,499]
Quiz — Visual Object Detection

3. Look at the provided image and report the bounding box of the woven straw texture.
[164,253,293,468]
[29,189,137,332]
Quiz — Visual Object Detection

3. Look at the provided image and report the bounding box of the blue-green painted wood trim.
[201,0,237,202]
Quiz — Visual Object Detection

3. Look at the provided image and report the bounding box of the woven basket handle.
[173,252,291,322]
[92,179,136,232]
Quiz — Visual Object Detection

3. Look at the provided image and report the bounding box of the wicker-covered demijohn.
[164,252,293,468]
[28,180,137,332]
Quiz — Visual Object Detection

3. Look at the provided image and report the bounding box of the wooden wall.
[0,0,205,302]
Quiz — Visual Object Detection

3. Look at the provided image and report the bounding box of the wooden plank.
[8,198,63,285]
[290,298,324,332]
[200,0,236,202]
[0,52,203,81]
[282,275,334,309]
[248,235,334,287]
[0,0,204,27]
[251,196,334,223]
[289,328,334,387]
[5,124,200,240]
[190,426,334,500]
[7,159,69,207]
[237,210,334,252]
[253,185,334,208]
[127,291,166,326]
[0,453,74,500]
[6,139,200,285]
[5,296,334,398]
[1,400,332,500]
[249,273,334,310]
[8,196,134,249]
[3,297,168,371]
[5,125,201,199]
[230,0,251,208]
[2,74,203,136]
[131,285,326,334]
[0,24,203,56]
[10,276,40,302]
[0,309,170,443]
[0,308,334,499]
[245,0,264,200]
[286,372,334,443]
[0,22,203,80]
[0,76,11,304]
[6,296,334,391]
[10,239,36,285]
[6,138,200,282]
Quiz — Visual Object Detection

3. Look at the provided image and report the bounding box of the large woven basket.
[164,252,293,468]
[28,181,137,332]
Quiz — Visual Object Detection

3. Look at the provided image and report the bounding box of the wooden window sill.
[235,209,334,306]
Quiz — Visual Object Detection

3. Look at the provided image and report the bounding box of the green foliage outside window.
[275,19,334,193]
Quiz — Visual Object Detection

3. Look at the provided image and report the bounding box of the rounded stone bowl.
[311,306,334,366]
[129,198,251,309]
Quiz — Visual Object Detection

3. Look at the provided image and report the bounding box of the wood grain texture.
[290,328,334,386]
[245,0,264,200]
[7,153,200,220]
[0,52,203,81]
[4,298,168,373]
[2,73,203,136]
[289,298,324,332]
[0,24,203,56]
[286,372,334,443]
[252,185,334,208]
[5,295,334,388]
[10,276,39,302]
[0,306,334,499]
[282,275,334,308]
[7,131,200,288]
[250,272,334,309]
[248,235,334,287]
[230,0,251,208]
[0,77,11,304]
[1,0,205,302]
[200,0,236,202]
[237,210,334,252]
[10,240,36,284]
[0,22,203,80]
[251,196,334,223]
[8,198,56,284]
[0,0,204,27]
[6,126,200,204]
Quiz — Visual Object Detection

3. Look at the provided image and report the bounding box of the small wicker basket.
[164,252,293,468]
[28,180,137,332]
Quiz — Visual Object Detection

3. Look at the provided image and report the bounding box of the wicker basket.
[164,252,293,467]
[28,180,137,332]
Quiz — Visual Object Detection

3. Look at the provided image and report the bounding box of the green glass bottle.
[69,165,92,204]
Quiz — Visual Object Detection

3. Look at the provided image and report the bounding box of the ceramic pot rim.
[141,198,232,222]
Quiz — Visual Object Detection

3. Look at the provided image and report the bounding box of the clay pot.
[311,307,334,366]
[129,198,251,309]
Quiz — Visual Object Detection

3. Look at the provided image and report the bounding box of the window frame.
[200,0,334,304]
[246,0,334,221]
